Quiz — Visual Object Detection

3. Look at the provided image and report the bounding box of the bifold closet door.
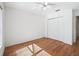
[47,17,64,42]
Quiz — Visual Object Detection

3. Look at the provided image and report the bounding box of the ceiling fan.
[34,2,56,10]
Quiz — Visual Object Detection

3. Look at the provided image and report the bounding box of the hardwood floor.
[4,37,79,56]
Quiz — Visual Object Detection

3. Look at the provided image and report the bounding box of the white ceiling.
[4,2,79,16]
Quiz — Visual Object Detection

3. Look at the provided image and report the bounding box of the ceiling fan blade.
[47,2,56,5]
[35,2,44,5]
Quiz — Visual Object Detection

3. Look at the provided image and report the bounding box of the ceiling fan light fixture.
[44,2,48,6]
[33,2,56,10]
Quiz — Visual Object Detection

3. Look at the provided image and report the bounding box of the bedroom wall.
[0,2,5,56]
[5,7,45,47]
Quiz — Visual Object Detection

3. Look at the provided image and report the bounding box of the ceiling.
[4,2,47,16]
[4,2,79,16]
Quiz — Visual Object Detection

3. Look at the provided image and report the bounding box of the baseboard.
[6,37,45,48]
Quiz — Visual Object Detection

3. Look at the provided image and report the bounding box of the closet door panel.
[57,17,64,41]
[48,17,64,42]
[48,19,58,40]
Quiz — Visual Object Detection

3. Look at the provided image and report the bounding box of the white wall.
[63,9,73,45]
[5,7,45,47]
[0,3,5,56]
[0,6,3,56]
[72,10,76,43]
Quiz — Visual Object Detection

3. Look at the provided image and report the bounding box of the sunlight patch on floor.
[15,43,51,56]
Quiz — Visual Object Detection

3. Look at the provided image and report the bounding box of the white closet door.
[47,17,64,42]
[48,18,58,40]
[58,17,64,41]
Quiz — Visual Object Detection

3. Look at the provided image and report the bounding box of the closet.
[47,9,73,45]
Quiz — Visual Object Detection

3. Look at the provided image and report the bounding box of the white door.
[47,17,64,42]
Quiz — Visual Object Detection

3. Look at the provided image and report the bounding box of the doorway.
[76,16,79,43]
